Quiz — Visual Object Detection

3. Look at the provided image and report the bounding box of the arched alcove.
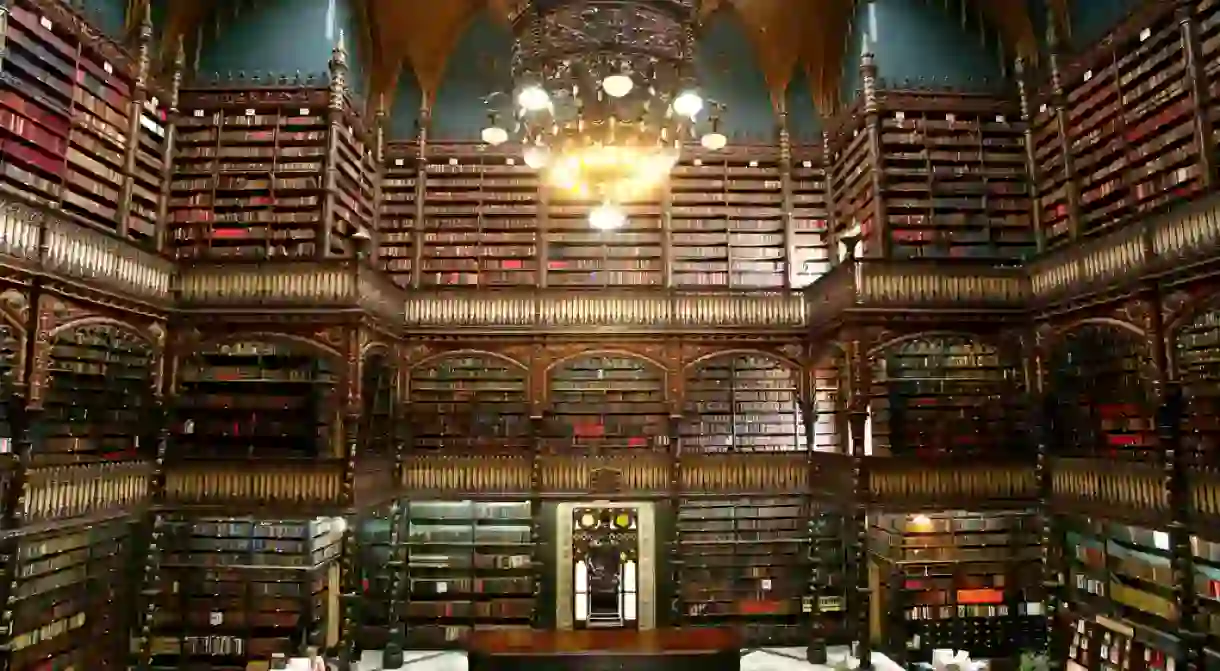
[785,70,823,145]
[361,348,397,459]
[1048,323,1151,459]
[681,353,806,453]
[176,339,338,458]
[695,11,776,143]
[545,354,667,451]
[870,334,1022,456]
[389,67,423,140]
[409,353,530,451]
[1175,306,1220,467]
[430,13,514,141]
[45,323,156,460]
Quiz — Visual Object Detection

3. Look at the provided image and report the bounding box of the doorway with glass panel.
[555,502,657,630]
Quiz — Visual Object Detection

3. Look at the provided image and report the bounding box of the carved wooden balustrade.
[1049,457,1168,525]
[803,258,1028,332]
[865,456,1037,508]
[24,460,153,523]
[680,454,808,494]
[0,196,173,302]
[163,458,344,510]
[401,454,532,495]
[353,455,397,508]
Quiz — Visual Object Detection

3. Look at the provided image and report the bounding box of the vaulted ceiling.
[160,0,1067,114]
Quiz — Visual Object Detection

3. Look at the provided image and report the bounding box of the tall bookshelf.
[361,350,396,460]
[676,496,808,646]
[43,324,156,461]
[1062,516,1182,666]
[408,354,531,452]
[680,354,806,453]
[175,341,337,459]
[544,354,667,452]
[402,500,533,647]
[1173,306,1220,467]
[547,188,663,288]
[791,144,831,288]
[826,108,877,254]
[128,87,168,245]
[170,88,371,259]
[1035,3,1205,248]
[379,143,417,286]
[10,516,137,670]
[356,505,396,649]
[1048,325,1153,460]
[0,1,141,238]
[150,516,341,670]
[871,510,1044,662]
[870,335,1021,456]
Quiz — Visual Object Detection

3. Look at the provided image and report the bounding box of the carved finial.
[860,52,878,112]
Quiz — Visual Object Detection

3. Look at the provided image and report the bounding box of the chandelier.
[480,0,728,229]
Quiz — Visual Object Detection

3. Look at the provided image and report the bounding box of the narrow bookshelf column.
[869,335,1021,456]
[671,150,730,287]
[43,324,155,461]
[1048,325,1153,460]
[356,505,395,648]
[408,354,530,452]
[152,517,342,668]
[175,341,338,459]
[545,354,667,451]
[680,354,805,453]
[403,500,533,648]
[791,143,830,288]
[871,511,1044,663]
[380,143,417,286]
[677,497,809,646]
[361,350,395,460]
[1175,305,1220,466]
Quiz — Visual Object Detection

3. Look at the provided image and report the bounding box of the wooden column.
[846,328,872,670]
[116,0,152,238]
[528,411,544,628]
[660,171,673,289]
[1046,16,1083,241]
[336,327,361,667]
[411,102,430,289]
[823,130,841,263]
[1015,58,1046,252]
[667,409,682,627]
[803,393,826,664]
[779,108,797,288]
[1177,0,1216,191]
[538,180,551,288]
[319,37,348,259]
[369,96,387,266]
[155,41,185,254]
[1036,388,1064,666]
[861,53,888,259]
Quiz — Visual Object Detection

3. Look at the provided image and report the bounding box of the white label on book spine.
[210,611,223,625]
[39,16,51,30]
[245,108,255,116]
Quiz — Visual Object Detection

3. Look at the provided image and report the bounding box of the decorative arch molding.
[1165,288,1220,338]
[192,331,345,366]
[545,349,669,377]
[49,316,157,348]
[866,330,1002,359]
[683,348,802,376]
[1052,317,1147,340]
[413,348,529,375]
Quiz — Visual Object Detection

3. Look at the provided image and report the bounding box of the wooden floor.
[466,627,741,655]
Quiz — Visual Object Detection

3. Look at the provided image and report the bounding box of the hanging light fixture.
[481,113,508,145]
[480,0,728,228]
[700,112,727,151]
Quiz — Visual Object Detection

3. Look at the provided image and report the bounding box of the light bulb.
[672,91,703,118]
[700,131,727,151]
[589,202,626,230]
[517,85,550,112]
[602,74,634,98]
[523,145,550,169]
[481,126,508,146]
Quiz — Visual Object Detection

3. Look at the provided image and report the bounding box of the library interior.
[0,0,1216,669]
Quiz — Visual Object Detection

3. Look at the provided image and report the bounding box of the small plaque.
[588,467,623,494]
[209,611,223,626]
[300,108,310,115]
[245,108,255,116]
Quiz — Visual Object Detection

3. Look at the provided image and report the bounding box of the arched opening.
[45,323,155,461]
[1049,323,1151,459]
[681,353,806,453]
[176,339,338,458]
[1175,306,1220,467]
[361,349,397,460]
[545,354,666,451]
[409,353,529,451]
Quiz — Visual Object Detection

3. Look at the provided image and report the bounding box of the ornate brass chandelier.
[481,0,727,229]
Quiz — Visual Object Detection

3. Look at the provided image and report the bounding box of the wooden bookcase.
[43,323,156,461]
[150,516,341,670]
[379,143,417,286]
[680,354,805,453]
[676,496,808,646]
[1048,325,1153,460]
[10,517,137,670]
[869,335,1021,456]
[169,86,372,259]
[544,354,668,452]
[175,341,337,459]
[1173,305,1220,466]
[1064,614,1177,671]
[402,500,534,647]
[791,143,831,288]
[871,510,1044,662]
[407,354,531,452]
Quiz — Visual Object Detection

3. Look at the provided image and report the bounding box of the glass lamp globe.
[700,131,727,151]
[672,91,704,118]
[481,126,508,146]
[523,145,550,169]
[517,85,551,112]
[602,74,634,98]
[589,202,626,230]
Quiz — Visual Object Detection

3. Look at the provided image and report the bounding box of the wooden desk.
[466,628,741,671]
